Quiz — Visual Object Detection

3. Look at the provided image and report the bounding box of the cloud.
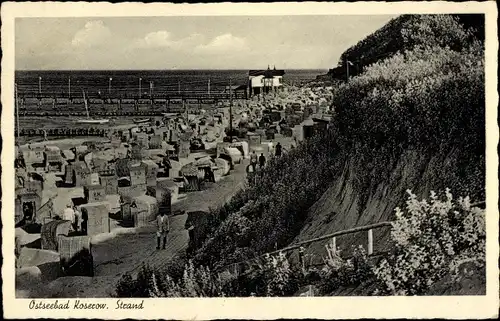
[195,33,249,54]
[134,31,203,50]
[142,30,172,47]
[71,20,112,48]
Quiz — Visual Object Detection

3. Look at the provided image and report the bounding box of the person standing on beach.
[259,153,266,168]
[246,162,256,184]
[162,155,172,177]
[156,211,170,250]
[63,204,76,231]
[275,142,283,157]
[250,151,258,169]
[73,206,81,232]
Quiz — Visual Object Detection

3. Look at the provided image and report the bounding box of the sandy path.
[21,161,248,298]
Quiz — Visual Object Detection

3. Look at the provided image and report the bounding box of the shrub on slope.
[374,189,485,295]
[331,40,485,207]
[338,14,481,76]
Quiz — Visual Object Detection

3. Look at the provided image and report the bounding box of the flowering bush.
[116,261,240,298]
[318,240,374,294]
[262,252,301,296]
[373,189,485,295]
[115,254,302,297]
[115,264,163,297]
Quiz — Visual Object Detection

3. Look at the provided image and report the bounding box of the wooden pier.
[17,91,248,103]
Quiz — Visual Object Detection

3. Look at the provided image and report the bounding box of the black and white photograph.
[2,1,498,319]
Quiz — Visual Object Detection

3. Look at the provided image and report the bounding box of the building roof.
[249,69,285,77]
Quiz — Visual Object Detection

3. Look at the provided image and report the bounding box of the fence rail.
[217,200,486,275]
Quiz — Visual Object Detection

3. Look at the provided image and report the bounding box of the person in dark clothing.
[15,156,26,169]
[162,156,172,177]
[275,142,283,157]
[22,202,34,223]
[259,153,266,168]
[156,211,170,250]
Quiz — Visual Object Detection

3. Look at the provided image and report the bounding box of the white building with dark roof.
[248,66,285,97]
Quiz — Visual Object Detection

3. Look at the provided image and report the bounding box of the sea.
[15,69,326,98]
[14,69,326,137]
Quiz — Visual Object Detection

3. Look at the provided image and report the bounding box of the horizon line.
[15,68,329,72]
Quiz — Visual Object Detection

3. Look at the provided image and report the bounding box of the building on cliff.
[248,66,285,97]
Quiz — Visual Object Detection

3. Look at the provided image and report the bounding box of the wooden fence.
[218,200,486,275]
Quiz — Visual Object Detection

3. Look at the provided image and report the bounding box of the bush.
[331,39,485,206]
[373,189,485,295]
[115,264,162,297]
[338,14,481,75]
[163,252,188,283]
[261,252,301,296]
[115,253,303,297]
[318,240,374,294]
[162,260,238,297]
[116,261,239,298]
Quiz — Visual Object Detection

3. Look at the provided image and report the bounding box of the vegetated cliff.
[292,15,485,294]
[328,14,484,79]
[294,147,484,260]
[190,14,485,270]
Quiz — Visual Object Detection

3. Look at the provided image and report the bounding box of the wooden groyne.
[17,110,168,117]
[19,127,110,137]
[17,91,247,101]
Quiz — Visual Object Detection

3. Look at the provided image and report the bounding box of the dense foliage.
[337,14,483,76]
[374,190,485,295]
[116,253,304,297]
[317,242,373,294]
[331,36,485,206]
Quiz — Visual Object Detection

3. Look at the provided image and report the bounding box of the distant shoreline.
[15,68,329,72]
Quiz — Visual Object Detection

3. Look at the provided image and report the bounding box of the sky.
[15,15,398,70]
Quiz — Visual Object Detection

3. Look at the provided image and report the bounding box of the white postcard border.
[2,1,498,319]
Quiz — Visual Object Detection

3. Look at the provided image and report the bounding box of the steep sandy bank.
[294,147,483,263]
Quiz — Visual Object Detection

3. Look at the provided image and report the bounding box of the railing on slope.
[217,221,393,275]
[217,200,486,275]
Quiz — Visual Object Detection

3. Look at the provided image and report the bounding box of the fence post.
[367,229,373,255]
[232,263,238,275]
[299,247,305,270]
